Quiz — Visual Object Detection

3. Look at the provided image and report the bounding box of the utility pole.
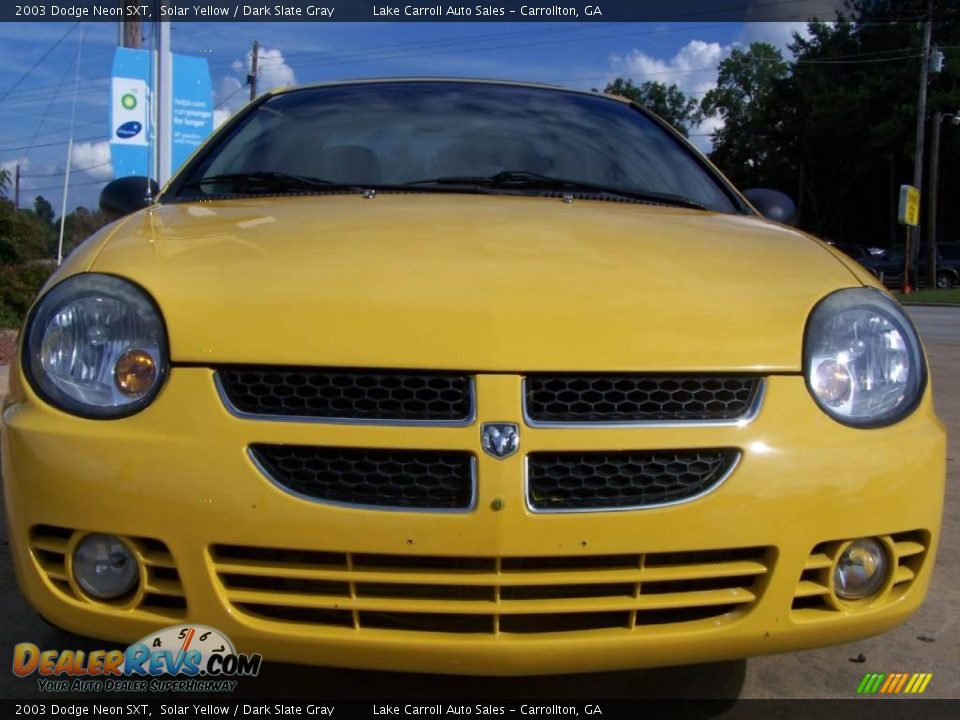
[248,40,260,101]
[156,6,173,185]
[14,164,19,210]
[907,1,933,291]
[927,112,957,288]
[119,1,142,48]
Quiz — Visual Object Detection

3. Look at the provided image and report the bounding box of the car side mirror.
[100,176,159,220]
[743,188,797,227]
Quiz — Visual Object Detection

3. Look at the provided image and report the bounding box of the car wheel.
[936,272,953,290]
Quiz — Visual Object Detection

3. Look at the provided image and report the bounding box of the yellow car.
[3,79,945,676]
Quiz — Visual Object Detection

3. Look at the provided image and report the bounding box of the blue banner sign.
[109,48,151,178]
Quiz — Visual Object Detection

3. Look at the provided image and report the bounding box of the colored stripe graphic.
[857,672,932,695]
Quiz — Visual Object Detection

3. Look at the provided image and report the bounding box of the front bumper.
[2,367,946,675]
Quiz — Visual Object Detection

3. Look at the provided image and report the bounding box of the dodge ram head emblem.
[481,423,520,459]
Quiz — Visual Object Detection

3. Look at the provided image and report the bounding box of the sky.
[0,20,813,213]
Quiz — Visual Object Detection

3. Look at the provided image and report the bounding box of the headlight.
[24,274,168,419]
[804,288,925,427]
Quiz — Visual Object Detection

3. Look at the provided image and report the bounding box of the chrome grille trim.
[215,371,477,427]
[522,378,766,428]
[524,451,742,514]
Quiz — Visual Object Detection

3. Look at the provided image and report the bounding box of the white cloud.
[609,40,729,98]
[233,47,297,94]
[213,46,297,128]
[1,157,28,177]
[740,22,814,56]
[70,141,113,180]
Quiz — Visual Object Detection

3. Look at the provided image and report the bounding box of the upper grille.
[217,367,473,424]
[528,449,739,511]
[524,375,762,424]
[250,444,475,511]
[211,544,771,635]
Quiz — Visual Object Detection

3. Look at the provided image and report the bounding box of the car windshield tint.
[176,82,738,212]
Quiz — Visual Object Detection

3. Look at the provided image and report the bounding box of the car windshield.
[173,81,738,213]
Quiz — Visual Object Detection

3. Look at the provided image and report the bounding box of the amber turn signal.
[114,348,157,397]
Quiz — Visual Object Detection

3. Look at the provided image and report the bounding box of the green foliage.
[0,261,55,329]
[701,3,960,248]
[699,43,791,189]
[0,196,110,328]
[602,78,700,136]
[33,195,55,226]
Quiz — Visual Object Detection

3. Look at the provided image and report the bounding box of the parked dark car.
[833,244,872,262]
[863,245,959,289]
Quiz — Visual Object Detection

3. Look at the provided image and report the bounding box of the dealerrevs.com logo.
[13,625,262,693]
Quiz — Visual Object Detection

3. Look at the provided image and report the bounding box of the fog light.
[834,538,888,600]
[114,348,157,398]
[72,534,139,600]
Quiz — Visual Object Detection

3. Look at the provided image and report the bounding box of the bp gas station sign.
[109,47,213,181]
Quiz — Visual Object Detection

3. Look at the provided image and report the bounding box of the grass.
[894,288,960,304]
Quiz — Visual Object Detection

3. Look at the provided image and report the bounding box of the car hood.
[89,193,859,372]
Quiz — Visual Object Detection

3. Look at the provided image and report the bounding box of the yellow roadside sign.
[899,185,920,226]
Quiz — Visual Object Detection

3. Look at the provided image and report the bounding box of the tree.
[602,78,700,137]
[699,43,792,190]
[33,195,55,227]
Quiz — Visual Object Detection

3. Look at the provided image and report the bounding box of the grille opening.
[527,450,739,511]
[213,545,347,569]
[250,445,475,511]
[641,577,752,595]
[791,595,829,611]
[525,375,761,423]
[636,604,742,626]
[360,612,493,634]
[353,554,497,573]
[33,549,67,569]
[644,548,766,567]
[150,566,180,582]
[237,603,355,628]
[356,583,496,602]
[501,583,636,601]
[501,555,639,572]
[221,574,351,596]
[500,612,631,633]
[139,537,170,555]
[33,525,72,540]
[218,367,473,422]
[142,594,188,613]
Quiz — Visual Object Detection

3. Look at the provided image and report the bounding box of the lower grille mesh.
[211,544,771,635]
[527,449,739,511]
[250,445,475,510]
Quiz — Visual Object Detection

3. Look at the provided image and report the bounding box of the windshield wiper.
[182,171,355,193]
[406,170,706,210]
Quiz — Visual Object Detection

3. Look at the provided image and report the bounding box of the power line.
[0,134,107,155]
[22,161,111,178]
[0,22,80,106]
[27,178,107,193]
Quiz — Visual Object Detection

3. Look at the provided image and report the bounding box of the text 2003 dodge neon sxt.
[2,80,945,674]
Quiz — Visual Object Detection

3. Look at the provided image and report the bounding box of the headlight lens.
[24,274,168,418]
[804,288,925,427]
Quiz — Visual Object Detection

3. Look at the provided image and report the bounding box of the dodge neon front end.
[2,80,945,675]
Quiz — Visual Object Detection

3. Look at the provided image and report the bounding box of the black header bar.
[2,1,858,23]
